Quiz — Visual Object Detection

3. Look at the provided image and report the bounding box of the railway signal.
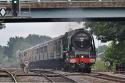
[12,0,19,17]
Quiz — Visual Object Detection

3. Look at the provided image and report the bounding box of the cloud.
[0,22,108,47]
[0,22,82,46]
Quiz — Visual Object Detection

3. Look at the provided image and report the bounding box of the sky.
[0,22,105,47]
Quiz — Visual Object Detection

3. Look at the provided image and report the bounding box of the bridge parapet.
[0,2,125,9]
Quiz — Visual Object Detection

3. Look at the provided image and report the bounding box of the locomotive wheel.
[63,64,70,72]
[64,66,69,72]
[68,67,74,72]
[85,68,91,73]
[80,68,91,73]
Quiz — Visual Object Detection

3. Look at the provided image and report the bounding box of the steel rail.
[61,71,125,83]
[79,72,125,83]
[95,72,125,83]
[40,73,55,83]
[0,69,17,83]
[32,69,77,83]
[31,69,125,83]
[31,70,54,83]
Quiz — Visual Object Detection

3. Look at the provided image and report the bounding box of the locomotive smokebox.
[71,29,92,51]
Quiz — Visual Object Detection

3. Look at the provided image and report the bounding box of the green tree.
[0,46,5,63]
[85,21,125,70]
[0,23,5,29]
[4,34,51,58]
[2,34,51,67]
[85,22,125,42]
[0,23,6,66]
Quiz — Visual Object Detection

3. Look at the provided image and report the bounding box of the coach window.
[59,40,61,55]
[32,56,35,62]
[35,49,38,61]
[36,49,38,61]
[46,46,48,60]
[37,48,40,60]
[57,41,61,58]
[28,50,30,59]
[47,45,50,59]
[27,51,29,60]
[30,51,32,61]
[33,50,35,61]
[34,49,36,61]
[52,44,54,58]
[46,46,49,60]
[39,47,42,60]
[54,42,57,58]
[38,47,40,60]
[40,47,44,60]
[31,50,33,61]
[49,44,53,59]
[55,42,58,58]
[44,46,47,60]
[35,52,37,61]
[42,47,44,60]
[32,50,34,57]
[28,51,30,61]
[53,44,56,59]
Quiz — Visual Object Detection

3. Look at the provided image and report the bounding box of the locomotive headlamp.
[81,56,84,58]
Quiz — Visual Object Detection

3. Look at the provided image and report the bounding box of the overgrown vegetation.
[85,21,125,71]
[93,45,108,71]
[93,60,107,72]
[0,34,51,67]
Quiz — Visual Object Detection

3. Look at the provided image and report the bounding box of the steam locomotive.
[18,28,96,73]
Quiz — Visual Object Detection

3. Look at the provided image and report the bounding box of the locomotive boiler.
[18,28,96,73]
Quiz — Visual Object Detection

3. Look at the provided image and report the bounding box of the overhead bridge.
[0,1,125,22]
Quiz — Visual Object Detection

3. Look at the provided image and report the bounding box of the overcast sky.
[0,22,104,47]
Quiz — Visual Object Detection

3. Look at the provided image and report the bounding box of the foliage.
[85,21,125,70]
[4,34,51,57]
[0,23,5,29]
[0,46,5,64]
[0,34,51,67]
[93,60,107,72]
[104,41,125,65]
[85,22,125,42]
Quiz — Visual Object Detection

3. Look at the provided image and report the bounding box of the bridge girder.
[0,8,125,22]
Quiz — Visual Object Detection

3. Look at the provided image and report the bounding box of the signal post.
[12,0,19,17]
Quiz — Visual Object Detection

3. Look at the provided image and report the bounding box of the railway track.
[4,68,124,82]
[90,72,125,83]
[64,72,125,83]
[32,69,77,83]
[0,69,17,83]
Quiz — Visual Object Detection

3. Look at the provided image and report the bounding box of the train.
[18,28,96,73]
